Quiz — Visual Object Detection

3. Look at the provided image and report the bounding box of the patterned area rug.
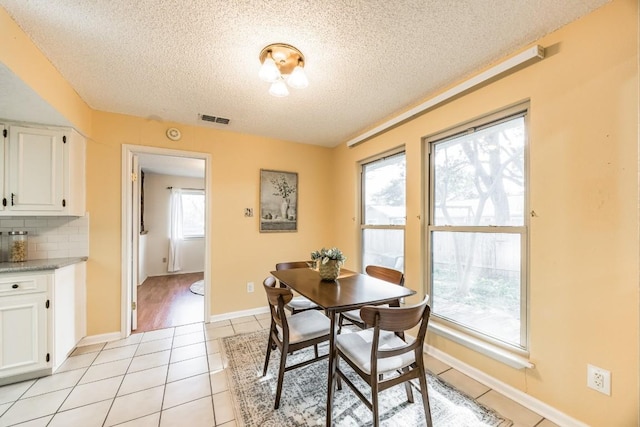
[222,330,512,427]
[189,280,204,295]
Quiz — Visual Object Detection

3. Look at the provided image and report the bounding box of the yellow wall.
[1,1,638,425]
[331,1,639,425]
[88,111,334,332]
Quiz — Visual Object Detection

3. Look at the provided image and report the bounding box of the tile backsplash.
[0,214,89,260]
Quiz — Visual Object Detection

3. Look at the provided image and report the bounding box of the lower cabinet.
[51,262,87,371]
[0,291,48,378]
[0,262,86,384]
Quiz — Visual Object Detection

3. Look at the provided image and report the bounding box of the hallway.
[135,272,204,333]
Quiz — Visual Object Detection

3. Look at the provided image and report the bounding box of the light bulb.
[259,56,281,83]
[287,65,309,89]
[269,78,289,97]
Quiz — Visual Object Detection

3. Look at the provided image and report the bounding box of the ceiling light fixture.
[259,43,308,97]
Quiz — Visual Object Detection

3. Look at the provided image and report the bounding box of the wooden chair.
[262,276,331,409]
[332,297,433,427]
[275,261,321,314]
[338,265,404,332]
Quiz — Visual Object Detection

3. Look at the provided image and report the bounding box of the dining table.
[270,266,416,426]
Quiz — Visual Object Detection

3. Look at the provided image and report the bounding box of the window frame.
[424,102,530,355]
[360,148,406,273]
[180,189,205,239]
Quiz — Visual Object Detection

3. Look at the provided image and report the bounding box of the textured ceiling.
[0,0,609,147]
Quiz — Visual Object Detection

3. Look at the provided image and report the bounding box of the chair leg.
[416,360,433,427]
[274,343,288,409]
[402,366,414,403]
[338,314,343,334]
[262,334,273,376]
[371,371,380,427]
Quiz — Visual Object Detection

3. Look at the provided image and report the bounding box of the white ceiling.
[0,1,609,148]
[139,154,205,179]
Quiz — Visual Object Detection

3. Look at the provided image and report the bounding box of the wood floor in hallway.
[134,272,204,333]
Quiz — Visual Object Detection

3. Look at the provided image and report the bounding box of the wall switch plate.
[244,208,253,217]
[247,282,254,293]
[587,364,611,395]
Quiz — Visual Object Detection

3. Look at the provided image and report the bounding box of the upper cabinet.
[1,124,86,216]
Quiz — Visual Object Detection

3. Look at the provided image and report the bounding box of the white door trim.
[121,144,212,337]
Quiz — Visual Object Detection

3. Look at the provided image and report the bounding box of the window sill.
[428,321,534,370]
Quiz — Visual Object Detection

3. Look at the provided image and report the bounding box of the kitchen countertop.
[0,257,88,274]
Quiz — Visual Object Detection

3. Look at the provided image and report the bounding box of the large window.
[361,151,405,272]
[181,189,205,238]
[427,104,528,351]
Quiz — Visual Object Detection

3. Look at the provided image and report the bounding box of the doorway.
[121,145,211,338]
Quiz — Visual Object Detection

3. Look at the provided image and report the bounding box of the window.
[181,190,205,238]
[361,151,405,272]
[426,104,528,351]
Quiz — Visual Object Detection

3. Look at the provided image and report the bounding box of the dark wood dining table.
[270,267,416,426]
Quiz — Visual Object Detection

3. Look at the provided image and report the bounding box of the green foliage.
[310,247,346,265]
[433,266,520,316]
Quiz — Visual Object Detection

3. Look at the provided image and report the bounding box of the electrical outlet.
[587,364,611,395]
[247,282,254,293]
[162,257,167,263]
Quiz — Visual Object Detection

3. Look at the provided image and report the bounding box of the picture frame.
[260,169,298,232]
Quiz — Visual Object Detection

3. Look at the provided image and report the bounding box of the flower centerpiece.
[310,247,346,281]
[271,175,296,219]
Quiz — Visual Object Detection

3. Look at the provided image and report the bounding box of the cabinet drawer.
[0,275,48,295]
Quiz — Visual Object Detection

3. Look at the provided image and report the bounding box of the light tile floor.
[0,314,558,427]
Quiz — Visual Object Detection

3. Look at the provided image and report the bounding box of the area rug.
[189,280,204,295]
[222,330,512,427]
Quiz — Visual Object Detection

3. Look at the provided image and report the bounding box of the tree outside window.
[362,152,406,272]
[428,108,528,350]
[181,190,205,238]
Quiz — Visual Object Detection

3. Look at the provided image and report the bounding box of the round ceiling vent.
[166,127,181,141]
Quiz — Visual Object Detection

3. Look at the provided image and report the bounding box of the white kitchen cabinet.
[0,261,87,384]
[0,124,4,213]
[0,274,50,381]
[0,124,86,216]
[51,262,86,371]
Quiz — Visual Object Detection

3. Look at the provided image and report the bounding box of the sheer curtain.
[168,188,183,273]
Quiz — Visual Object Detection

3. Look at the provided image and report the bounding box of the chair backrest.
[360,297,431,361]
[276,261,311,270]
[365,265,404,287]
[263,277,293,332]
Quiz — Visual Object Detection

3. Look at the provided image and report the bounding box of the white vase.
[280,199,289,219]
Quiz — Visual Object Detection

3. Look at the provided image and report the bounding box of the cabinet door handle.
[11,193,14,206]
[11,284,18,289]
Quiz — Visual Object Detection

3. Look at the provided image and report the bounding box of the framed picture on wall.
[260,169,298,232]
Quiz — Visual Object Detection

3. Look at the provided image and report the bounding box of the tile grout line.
[154,327,176,427]
[99,335,142,427]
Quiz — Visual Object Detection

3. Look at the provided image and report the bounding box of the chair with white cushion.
[333,296,432,427]
[262,276,331,409]
[338,265,404,332]
[275,261,321,314]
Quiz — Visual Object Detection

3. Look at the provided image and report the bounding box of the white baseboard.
[209,306,269,323]
[79,306,269,346]
[77,331,122,347]
[424,344,589,427]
